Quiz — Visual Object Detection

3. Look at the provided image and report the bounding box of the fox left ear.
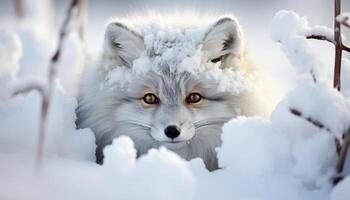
[104,22,145,68]
[202,17,244,68]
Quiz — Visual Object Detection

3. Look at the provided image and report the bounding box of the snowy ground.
[0,1,350,200]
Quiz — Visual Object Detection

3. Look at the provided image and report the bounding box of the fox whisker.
[194,117,231,128]
[115,120,153,129]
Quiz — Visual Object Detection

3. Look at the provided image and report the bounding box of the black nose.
[164,125,180,139]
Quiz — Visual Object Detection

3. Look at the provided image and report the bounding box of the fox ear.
[202,17,244,68]
[104,22,144,68]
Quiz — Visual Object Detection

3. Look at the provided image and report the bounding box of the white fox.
[76,16,265,171]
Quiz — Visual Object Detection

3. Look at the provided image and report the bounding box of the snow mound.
[271,10,335,82]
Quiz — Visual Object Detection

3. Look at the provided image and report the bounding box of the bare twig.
[290,107,350,176]
[305,34,350,53]
[334,0,342,91]
[36,0,81,167]
[13,85,46,97]
[12,0,82,168]
[290,108,332,132]
[306,34,335,44]
[336,130,350,173]
[342,44,350,52]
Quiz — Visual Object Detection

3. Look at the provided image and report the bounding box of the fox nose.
[164,125,180,139]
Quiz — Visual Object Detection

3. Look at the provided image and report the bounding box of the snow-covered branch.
[290,108,332,132]
[306,34,334,44]
[12,80,47,98]
[11,0,84,168]
[290,106,350,175]
[272,4,350,182]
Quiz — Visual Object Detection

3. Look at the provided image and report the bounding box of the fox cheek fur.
[76,16,257,171]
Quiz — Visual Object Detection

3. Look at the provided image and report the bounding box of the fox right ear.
[104,22,144,68]
[202,17,244,68]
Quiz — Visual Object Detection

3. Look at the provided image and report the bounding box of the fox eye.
[186,93,202,104]
[143,93,159,104]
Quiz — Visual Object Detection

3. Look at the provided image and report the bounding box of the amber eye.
[143,93,159,104]
[186,93,202,104]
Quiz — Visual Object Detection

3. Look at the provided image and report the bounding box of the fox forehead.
[135,71,200,98]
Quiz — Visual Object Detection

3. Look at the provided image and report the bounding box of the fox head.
[77,16,257,171]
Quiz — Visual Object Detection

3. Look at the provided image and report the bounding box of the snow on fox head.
[76,16,261,171]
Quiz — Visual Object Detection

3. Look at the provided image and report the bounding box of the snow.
[56,32,85,96]
[270,10,336,82]
[336,13,350,27]
[0,3,350,200]
[331,176,350,200]
[341,59,350,98]
[0,140,195,200]
[0,31,22,100]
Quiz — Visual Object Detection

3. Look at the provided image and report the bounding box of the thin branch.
[336,130,350,173]
[11,0,86,170]
[305,35,350,53]
[342,44,350,52]
[291,107,349,175]
[306,34,335,44]
[36,0,80,168]
[334,0,342,91]
[290,108,332,132]
[13,84,46,97]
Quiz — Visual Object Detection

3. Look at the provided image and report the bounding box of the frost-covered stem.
[13,85,46,97]
[35,0,80,168]
[334,0,342,91]
[37,95,49,167]
[336,131,350,173]
[305,33,350,54]
[306,34,335,44]
[290,108,332,132]
[290,107,350,174]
